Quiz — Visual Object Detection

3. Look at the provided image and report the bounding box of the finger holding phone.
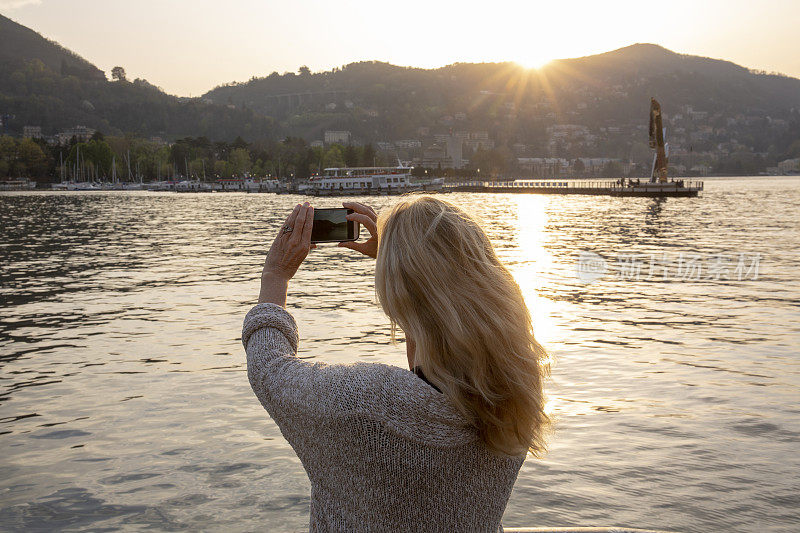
[338,201,378,259]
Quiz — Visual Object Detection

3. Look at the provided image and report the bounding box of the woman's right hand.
[338,201,378,259]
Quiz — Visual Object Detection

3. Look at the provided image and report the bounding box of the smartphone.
[311,208,359,243]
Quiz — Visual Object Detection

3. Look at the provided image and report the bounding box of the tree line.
[0,132,395,182]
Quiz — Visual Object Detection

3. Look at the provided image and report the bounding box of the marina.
[38,99,704,198]
[444,178,703,197]
[43,176,704,197]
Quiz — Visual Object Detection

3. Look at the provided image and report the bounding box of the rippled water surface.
[1,178,799,532]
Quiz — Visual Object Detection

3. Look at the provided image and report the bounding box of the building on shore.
[324,131,351,145]
[395,139,422,149]
[23,126,42,139]
[517,158,570,177]
[56,126,95,144]
[463,131,494,152]
[422,144,450,168]
[446,136,464,169]
[422,135,465,169]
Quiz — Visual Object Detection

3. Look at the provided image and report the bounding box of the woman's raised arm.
[259,202,315,307]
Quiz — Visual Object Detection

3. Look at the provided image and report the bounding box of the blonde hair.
[375,196,550,457]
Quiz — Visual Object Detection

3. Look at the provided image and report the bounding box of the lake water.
[1,178,798,532]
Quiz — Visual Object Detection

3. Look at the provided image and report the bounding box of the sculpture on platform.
[649,97,669,183]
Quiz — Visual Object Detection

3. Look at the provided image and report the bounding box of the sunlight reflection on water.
[1,178,799,532]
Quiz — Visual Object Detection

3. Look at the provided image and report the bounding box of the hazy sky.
[2,0,798,96]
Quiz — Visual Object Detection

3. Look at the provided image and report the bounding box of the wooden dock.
[444,179,703,197]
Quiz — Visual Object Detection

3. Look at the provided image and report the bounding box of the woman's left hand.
[263,202,314,281]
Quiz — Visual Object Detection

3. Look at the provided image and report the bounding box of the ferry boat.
[299,166,443,196]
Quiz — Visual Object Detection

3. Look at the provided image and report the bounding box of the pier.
[444,179,703,197]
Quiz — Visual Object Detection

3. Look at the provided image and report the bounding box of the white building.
[464,139,494,151]
[395,139,422,149]
[23,126,42,139]
[324,130,351,144]
[57,125,95,144]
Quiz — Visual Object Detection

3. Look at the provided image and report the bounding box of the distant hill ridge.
[0,14,105,80]
[204,43,799,110]
[0,14,274,139]
[199,43,800,147]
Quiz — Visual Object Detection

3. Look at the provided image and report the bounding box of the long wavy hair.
[375,196,550,457]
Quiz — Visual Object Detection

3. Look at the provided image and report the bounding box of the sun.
[516,55,552,70]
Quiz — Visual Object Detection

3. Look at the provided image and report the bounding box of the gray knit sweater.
[243,303,525,532]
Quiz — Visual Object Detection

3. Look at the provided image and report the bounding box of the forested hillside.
[0,14,274,140]
[203,44,800,154]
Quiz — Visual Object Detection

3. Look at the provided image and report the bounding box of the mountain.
[1,12,799,169]
[0,13,105,80]
[203,43,800,138]
[0,14,274,140]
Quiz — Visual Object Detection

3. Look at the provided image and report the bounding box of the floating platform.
[444,179,702,197]
[503,527,669,533]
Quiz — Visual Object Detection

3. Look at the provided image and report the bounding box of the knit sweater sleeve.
[242,303,385,430]
[242,302,474,455]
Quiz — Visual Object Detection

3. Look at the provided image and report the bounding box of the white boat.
[49,181,102,191]
[51,181,143,191]
[0,178,37,191]
[214,177,279,192]
[145,180,178,191]
[247,178,281,192]
[299,166,443,196]
[175,180,204,192]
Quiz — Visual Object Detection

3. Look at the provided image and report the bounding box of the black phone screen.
[311,208,356,243]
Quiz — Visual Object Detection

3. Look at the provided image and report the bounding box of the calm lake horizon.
[1,177,798,532]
